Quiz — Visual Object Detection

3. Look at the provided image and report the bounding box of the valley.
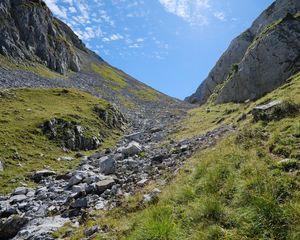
[0,0,300,239]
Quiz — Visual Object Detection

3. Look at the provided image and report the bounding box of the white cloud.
[214,11,226,21]
[69,6,77,13]
[110,34,124,41]
[159,0,210,25]
[44,0,68,19]
[136,38,145,42]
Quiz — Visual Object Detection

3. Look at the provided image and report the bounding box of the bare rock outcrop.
[0,0,92,74]
[186,0,300,104]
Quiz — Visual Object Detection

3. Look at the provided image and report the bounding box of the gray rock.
[0,0,84,75]
[71,197,88,208]
[98,155,115,175]
[32,170,56,183]
[95,179,115,194]
[13,216,69,240]
[0,160,4,171]
[137,179,148,186]
[0,215,28,240]
[13,187,28,195]
[216,15,300,103]
[41,118,101,151]
[57,156,74,161]
[85,225,100,237]
[72,184,87,193]
[68,174,83,187]
[252,100,299,121]
[122,141,142,156]
[143,188,161,204]
[0,204,19,218]
[186,0,300,104]
[10,194,27,203]
[125,132,144,142]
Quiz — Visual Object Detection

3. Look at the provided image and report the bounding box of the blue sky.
[44,0,274,99]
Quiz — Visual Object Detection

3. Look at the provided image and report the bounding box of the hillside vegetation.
[65,72,300,239]
[0,88,125,194]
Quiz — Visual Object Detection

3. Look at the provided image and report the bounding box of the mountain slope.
[0,0,188,120]
[186,0,300,104]
[70,70,300,240]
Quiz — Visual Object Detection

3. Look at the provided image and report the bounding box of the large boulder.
[252,100,299,121]
[98,155,115,175]
[95,179,115,194]
[122,141,142,157]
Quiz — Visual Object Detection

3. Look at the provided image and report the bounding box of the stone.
[125,132,144,142]
[68,174,83,187]
[125,158,138,169]
[252,100,299,122]
[0,215,29,240]
[32,170,56,183]
[85,226,100,237]
[0,205,19,218]
[57,156,74,161]
[13,187,28,195]
[10,195,27,203]
[150,127,162,133]
[143,188,161,204]
[95,179,115,194]
[122,141,142,156]
[14,216,69,240]
[137,179,148,186]
[180,145,189,152]
[71,197,89,208]
[151,154,170,164]
[0,160,4,171]
[98,155,115,175]
[72,185,85,193]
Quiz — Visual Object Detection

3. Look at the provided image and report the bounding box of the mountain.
[0,0,187,120]
[186,0,300,104]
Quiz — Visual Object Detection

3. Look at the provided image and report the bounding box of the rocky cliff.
[186,0,300,104]
[0,0,95,74]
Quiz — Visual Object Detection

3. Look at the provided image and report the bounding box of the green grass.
[65,71,300,239]
[0,55,63,79]
[0,88,124,194]
[117,95,136,110]
[172,102,243,140]
[69,132,300,239]
[91,63,127,90]
[130,86,161,102]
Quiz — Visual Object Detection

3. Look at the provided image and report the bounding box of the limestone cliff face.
[0,0,96,74]
[186,0,300,104]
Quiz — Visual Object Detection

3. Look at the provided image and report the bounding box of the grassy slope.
[0,88,124,194]
[90,62,164,105]
[63,72,300,239]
